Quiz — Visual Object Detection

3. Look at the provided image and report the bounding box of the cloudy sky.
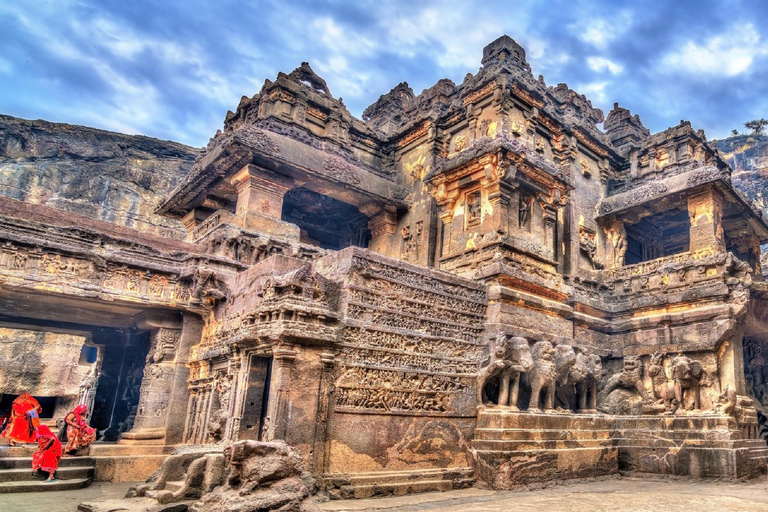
[2,0,767,148]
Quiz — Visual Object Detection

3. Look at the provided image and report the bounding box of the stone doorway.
[239,354,272,441]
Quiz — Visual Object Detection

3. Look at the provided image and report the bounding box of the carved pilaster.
[266,346,296,441]
[688,187,726,254]
[313,352,336,475]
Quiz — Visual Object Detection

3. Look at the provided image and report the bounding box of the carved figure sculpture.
[477,335,533,409]
[670,354,702,412]
[527,341,557,412]
[599,355,650,403]
[572,348,602,413]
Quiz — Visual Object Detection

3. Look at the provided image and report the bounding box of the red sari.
[64,404,96,453]
[32,425,62,473]
[1,392,41,444]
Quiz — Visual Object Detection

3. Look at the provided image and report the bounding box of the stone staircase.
[325,467,475,499]
[0,445,94,493]
[614,415,766,479]
[471,409,618,489]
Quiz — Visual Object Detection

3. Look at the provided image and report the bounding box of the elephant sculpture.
[477,335,533,409]
[527,342,576,413]
[670,354,702,412]
[575,349,602,413]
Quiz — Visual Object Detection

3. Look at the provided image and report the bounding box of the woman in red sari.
[1,392,41,445]
[64,404,96,453]
[32,425,62,481]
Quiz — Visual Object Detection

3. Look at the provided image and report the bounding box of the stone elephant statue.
[575,350,602,413]
[477,335,533,410]
[527,342,576,413]
[670,354,702,412]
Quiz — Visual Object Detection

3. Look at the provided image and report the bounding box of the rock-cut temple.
[1,35,768,504]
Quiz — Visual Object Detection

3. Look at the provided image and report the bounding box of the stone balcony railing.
[192,210,237,242]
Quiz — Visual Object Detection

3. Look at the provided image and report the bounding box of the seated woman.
[64,404,96,454]
[32,425,62,482]
[1,392,42,445]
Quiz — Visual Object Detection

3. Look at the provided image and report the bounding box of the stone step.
[474,446,617,459]
[476,411,615,430]
[0,456,96,470]
[332,477,475,500]
[471,438,611,451]
[0,465,94,482]
[613,415,736,430]
[88,443,171,456]
[327,467,474,487]
[473,427,613,441]
[0,477,91,493]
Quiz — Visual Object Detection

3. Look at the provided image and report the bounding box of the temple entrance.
[239,354,272,441]
[281,187,370,250]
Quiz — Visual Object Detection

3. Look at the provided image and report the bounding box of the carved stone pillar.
[122,327,181,441]
[266,346,296,441]
[688,187,726,254]
[367,206,398,254]
[542,205,558,261]
[230,164,299,239]
[313,352,336,475]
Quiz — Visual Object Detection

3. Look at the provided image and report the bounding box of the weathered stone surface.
[0,115,197,238]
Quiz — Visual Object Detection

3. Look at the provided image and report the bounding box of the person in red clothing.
[64,404,96,453]
[1,392,42,445]
[32,425,62,482]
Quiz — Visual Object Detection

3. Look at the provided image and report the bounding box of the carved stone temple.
[2,35,768,500]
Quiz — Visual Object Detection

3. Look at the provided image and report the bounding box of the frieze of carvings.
[357,278,487,315]
[349,132,379,149]
[233,126,280,154]
[625,181,668,205]
[601,249,722,282]
[348,288,483,326]
[462,81,496,105]
[306,105,326,120]
[341,326,486,359]
[323,156,361,185]
[346,303,482,343]
[686,167,730,186]
[396,121,431,148]
[350,257,487,303]
[339,346,479,374]
[572,128,609,158]
[510,82,543,108]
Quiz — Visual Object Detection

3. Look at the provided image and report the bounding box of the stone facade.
[2,35,768,499]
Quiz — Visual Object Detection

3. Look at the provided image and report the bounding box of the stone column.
[367,206,398,255]
[688,187,726,255]
[266,346,296,441]
[121,326,180,442]
[312,352,336,475]
[542,205,558,261]
[230,164,299,239]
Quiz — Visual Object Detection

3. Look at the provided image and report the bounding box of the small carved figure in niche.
[455,135,467,152]
[670,354,702,412]
[511,121,524,136]
[612,230,628,267]
[466,191,482,227]
[401,225,414,259]
[580,158,591,178]
[535,138,545,152]
[579,227,598,267]
[519,194,532,228]
[477,335,533,409]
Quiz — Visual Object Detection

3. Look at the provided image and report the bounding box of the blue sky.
[2,0,768,147]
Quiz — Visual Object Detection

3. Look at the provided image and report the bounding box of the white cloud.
[575,14,632,49]
[578,82,609,103]
[661,24,768,77]
[587,56,623,75]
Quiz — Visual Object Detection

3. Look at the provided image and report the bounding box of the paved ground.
[3,476,768,512]
[0,481,139,512]
[318,476,768,512]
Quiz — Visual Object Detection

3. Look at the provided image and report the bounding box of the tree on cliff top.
[745,118,768,135]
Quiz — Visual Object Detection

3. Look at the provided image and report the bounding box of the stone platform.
[471,409,618,489]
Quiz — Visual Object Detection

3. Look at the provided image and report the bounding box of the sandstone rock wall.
[0,115,198,239]
[717,134,768,273]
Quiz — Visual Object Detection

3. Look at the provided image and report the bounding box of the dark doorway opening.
[240,355,272,441]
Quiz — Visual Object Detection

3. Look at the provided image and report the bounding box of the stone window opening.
[622,208,691,265]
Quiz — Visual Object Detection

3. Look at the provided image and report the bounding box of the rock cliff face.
[716,134,768,272]
[0,115,198,239]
